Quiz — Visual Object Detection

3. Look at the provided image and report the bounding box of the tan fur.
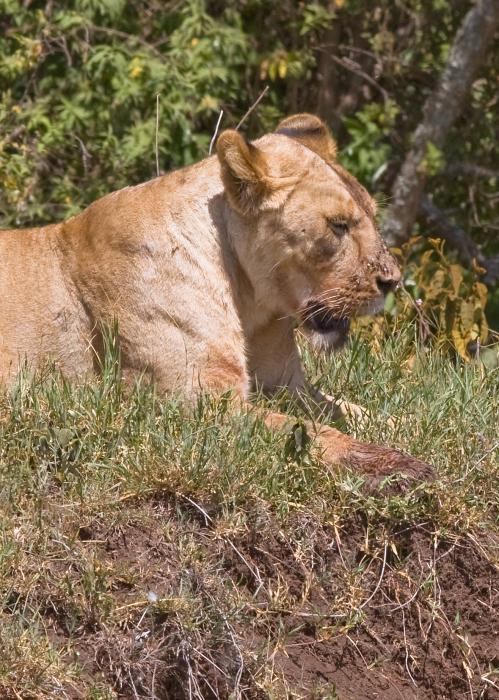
[0,114,434,487]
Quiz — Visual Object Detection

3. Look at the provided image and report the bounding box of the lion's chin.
[300,301,350,353]
[358,296,385,316]
[306,325,350,353]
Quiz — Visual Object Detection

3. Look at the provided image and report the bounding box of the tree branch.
[420,196,482,264]
[446,162,499,180]
[383,0,499,246]
[420,196,499,286]
[482,255,499,286]
[316,48,389,102]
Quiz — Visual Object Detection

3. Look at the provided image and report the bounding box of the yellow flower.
[259,59,269,81]
[130,65,143,79]
[30,41,43,59]
[200,95,218,111]
[191,37,199,47]
[11,105,22,114]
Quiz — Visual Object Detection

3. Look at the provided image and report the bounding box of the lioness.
[0,114,434,486]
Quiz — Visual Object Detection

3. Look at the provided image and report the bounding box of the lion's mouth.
[301,302,350,336]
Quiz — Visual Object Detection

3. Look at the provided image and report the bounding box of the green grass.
[0,323,497,698]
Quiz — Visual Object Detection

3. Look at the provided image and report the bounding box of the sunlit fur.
[0,114,435,486]
[220,127,400,357]
[0,114,400,400]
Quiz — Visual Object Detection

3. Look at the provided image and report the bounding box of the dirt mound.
[220,517,498,700]
[45,499,498,699]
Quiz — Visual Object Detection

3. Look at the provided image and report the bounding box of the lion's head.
[217,113,400,350]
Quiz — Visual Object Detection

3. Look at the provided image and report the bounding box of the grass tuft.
[0,323,497,698]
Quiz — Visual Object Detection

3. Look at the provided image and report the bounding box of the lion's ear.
[216,130,270,214]
[275,113,337,162]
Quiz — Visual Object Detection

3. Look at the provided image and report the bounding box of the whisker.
[269,254,289,274]
[300,299,351,327]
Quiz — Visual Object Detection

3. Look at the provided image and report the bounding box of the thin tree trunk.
[316,25,341,132]
[383,0,499,247]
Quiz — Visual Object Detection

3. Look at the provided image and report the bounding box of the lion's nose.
[376,267,401,296]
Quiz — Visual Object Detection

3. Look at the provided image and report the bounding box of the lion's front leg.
[247,321,434,489]
[247,318,306,395]
[314,423,436,491]
[262,412,435,492]
[341,438,436,492]
[248,320,374,427]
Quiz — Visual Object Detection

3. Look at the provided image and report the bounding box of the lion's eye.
[327,219,349,237]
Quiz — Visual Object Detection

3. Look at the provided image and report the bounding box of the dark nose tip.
[376,269,401,296]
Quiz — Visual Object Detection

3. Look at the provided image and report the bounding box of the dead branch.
[155,93,160,176]
[316,48,388,102]
[87,24,167,61]
[420,196,482,264]
[420,196,499,286]
[208,109,224,155]
[235,85,269,131]
[383,0,499,247]
[482,255,499,287]
[446,162,499,180]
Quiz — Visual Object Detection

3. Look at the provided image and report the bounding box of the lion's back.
[0,222,95,380]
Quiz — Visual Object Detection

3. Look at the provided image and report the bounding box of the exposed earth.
[24,495,498,700]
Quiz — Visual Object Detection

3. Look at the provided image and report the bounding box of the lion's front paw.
[318,393,398,430]
[342,442,436,493]
[319,394,370,427]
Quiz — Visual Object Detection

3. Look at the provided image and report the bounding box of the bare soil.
[36,497,499,699]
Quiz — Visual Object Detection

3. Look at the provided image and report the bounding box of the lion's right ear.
[276,113,337,162]
[216,130,270,214]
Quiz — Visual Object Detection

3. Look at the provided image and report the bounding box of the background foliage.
[1,0,498,343]
[1,5,498,696]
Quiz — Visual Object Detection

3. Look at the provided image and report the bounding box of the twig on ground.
[181,494,264,595]
[224,537,265,596]
[346,634,370,668]
[151,662,158,700]
[127,668,140,700]
[402,607,417,686]
[182,494,213,525]
[359,542,388,610]
[333,522,348,571]
[207,591,244,699]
